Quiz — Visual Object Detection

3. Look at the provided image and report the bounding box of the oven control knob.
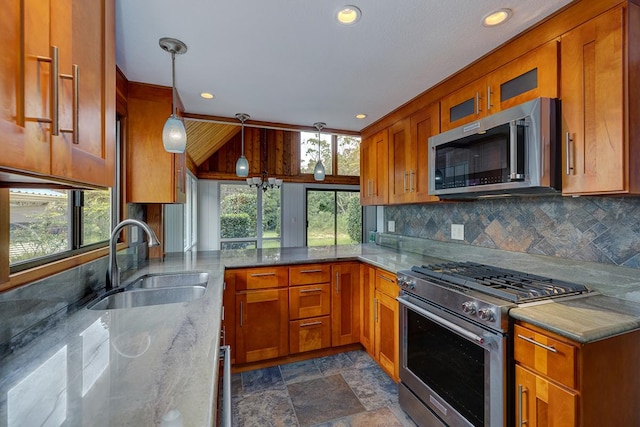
[461,301,477,315]
[398,278,415,290]
[478,308,495,322]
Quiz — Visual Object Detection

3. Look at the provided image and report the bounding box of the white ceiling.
[115,0,573,132]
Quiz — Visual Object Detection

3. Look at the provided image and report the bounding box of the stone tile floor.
[232,350,418,427]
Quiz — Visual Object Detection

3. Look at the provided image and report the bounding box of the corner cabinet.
[560,5,640,195]
[360,129,389,206]
[388,103,440,204]
[1,0,115,188]
[331,263,361,346]
[514,321,640,427]
[126,83,186,203]
[441,40,559,131]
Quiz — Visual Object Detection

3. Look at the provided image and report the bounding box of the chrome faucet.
[106,219,161,291]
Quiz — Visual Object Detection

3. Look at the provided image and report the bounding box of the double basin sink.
[88,272,209,310]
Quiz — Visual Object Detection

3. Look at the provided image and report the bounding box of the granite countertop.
[1,239,639,426]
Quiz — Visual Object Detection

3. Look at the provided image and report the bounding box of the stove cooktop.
[410,261,589,303]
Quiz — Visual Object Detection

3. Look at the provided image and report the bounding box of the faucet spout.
[106,219,161,291]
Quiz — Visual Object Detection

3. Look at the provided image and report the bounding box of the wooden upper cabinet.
[360,129,388,205]
[126,83,186,203]
[441,40,559,132]
[0,0,115,187]
[388,118,412,204]
[561,6,635,195]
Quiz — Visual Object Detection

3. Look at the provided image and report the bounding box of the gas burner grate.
[411,261,589,303]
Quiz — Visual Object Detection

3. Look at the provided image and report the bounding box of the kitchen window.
[9,188,112,271]
[300,133,361,177]
[306,189,361,246]
[219,183,281,249]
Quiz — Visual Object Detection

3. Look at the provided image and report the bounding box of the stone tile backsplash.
[385,196,640,268]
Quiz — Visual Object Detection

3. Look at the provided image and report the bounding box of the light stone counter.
[1,240,639,426]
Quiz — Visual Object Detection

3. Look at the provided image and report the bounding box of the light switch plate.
[388,220,395,232]
[451,224,464,240]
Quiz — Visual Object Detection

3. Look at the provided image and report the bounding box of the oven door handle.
[397,296,485,344]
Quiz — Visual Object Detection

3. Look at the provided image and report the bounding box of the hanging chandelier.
[244,128,283,192]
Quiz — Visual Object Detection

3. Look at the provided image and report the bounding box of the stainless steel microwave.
[428,97,560,198]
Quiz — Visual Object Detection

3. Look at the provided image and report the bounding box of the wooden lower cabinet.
[331,263,361,346]
[514,321,640,426]
[515,364,577,427]
[235,287,289,364]
[361,265,400,381]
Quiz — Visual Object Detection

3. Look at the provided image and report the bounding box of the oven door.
[397,294,507,427]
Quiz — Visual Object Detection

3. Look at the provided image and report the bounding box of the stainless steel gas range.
[396,261,589,427]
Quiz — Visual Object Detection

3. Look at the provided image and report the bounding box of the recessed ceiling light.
[200,92,214,99]
[482,8,512,27]
[337,6,361,25]
[355,113,367,119]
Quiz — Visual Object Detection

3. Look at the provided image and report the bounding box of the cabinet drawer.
[289,283,331,320]
[289,264,331,285]
[514,324,577,388]
[234,267,288,290]
[375,269,399,298]
[290,316,331,354]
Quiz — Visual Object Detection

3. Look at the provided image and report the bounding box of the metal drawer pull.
[397,296,485,344]
[377,274,395,283]
[517,334,558,353]
[299,288,322,293]
[250,272,276,277]
[60,64,79,144]
[518,384,528,427]
[300,321,322,327]
[299,269,323,273]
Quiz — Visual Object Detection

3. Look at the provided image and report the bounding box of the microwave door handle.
[509,121,525,181]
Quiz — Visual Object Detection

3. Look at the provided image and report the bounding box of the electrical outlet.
[388,220,395,233]
[451,224,464,240]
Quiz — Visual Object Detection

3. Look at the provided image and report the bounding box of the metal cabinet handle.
[250,272,276,277]
[31,46,59,134]
[475,91,482,115]
[517,334,558,353]
[404,171,409,193]
[299,288,322,293]
[300,321,322,327]
[374,298,378,323]
[487,85,493,111]
[565,132,574,175]
[299,269,323,274]
[335,272,340,294]
[60,64,79,144]
[518,384,528,427]
[377,274,395,284]
[410,170,415,192]
[239,301,243,327]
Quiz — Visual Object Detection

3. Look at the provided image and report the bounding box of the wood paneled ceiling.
[185,121,239,166]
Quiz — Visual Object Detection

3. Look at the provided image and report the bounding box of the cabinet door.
[360,130,389,206]
[331,263,360,346]
[374,290,399,381]
[515,365,577,427]
[50,0,115,187]
[289,315,331,354]
[487,40,559,112]
[360,264,375,355]
[388,118,412,204]
[360,135,374,205]
[410,104,440,203]
[441,78,487,131]
[235,288,289,364]
[561,7,625,194]
[1,0,52,175]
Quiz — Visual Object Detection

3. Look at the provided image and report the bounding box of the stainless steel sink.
[88,272,209,310]
[126,272,210,289]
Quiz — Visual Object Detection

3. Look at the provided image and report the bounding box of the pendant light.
[235,113,250,177]
[159,37,188,153]
[313,122,326,181]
